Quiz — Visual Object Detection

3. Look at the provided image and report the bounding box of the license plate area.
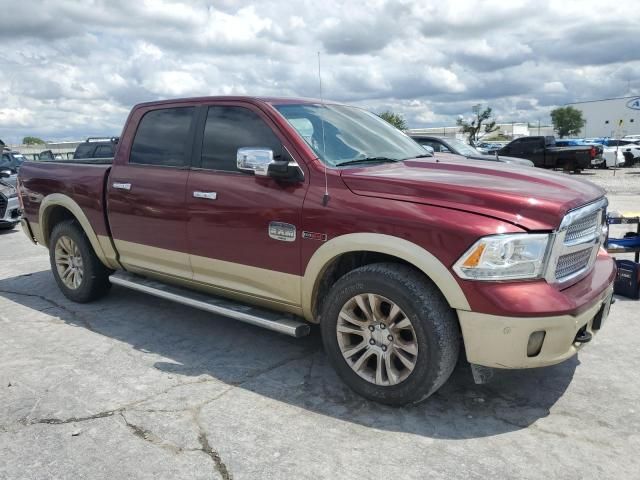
[592,293,613,331]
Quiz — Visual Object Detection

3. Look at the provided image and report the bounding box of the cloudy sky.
[1,0,639,143]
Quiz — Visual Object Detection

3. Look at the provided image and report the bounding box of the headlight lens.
[453,233,550,280]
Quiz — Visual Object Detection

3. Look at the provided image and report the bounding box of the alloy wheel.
[336,293,419,386]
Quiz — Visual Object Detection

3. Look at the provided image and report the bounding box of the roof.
[565,95,640,105]
[133,96,340,109]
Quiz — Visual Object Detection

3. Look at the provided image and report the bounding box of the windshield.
[274,103,426,166]
[446,139,481,156]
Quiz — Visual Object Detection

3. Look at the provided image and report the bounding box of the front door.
[108,105,196,279]
[186,103,308,308]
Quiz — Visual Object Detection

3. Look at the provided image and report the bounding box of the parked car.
[18,96,616,405]
[601,146,626,168]
[0,175,21,230]
[1,149,27,173]
[410,135,534,167]
[498,136,596,171]
[603,139,640,166]
[554,139,605,168]
[73,137,118,160]
[38,150,65,162]
[475,141,506,155]
[622,134,640,141]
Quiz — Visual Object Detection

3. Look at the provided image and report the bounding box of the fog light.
[527,331,546,357]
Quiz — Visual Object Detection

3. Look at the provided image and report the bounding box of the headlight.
[453,233,550,280]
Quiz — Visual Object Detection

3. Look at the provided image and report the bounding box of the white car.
[607,140,640,164]
[622,134,640,141]
[599,147,625,168]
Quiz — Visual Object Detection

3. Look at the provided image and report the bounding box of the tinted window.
[130,107,195,167]
[1,154,10,168]
[94,145,114,158]
[74,144,95,159]
[200,106,281,171]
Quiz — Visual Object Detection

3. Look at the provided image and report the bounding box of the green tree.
[378,111,408,130]
[22,136,46,145]
[456,104,499,146]
[550,106,585,138]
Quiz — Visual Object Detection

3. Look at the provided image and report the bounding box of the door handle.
[112,182,132,191]
[193,191,217,200]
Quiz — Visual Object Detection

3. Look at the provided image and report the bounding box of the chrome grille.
[564,210,601,245]
[546,198,607,285]
[555,248,593,280]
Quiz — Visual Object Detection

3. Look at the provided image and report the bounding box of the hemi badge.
[302,231,327,242]
[268,222,296,242]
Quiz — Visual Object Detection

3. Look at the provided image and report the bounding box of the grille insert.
[564,210,601,245]
[555,248,593,280]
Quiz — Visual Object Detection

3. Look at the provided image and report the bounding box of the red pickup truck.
[18,96,616,405]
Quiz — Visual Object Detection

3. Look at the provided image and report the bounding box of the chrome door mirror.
[237,147,274,176]
[0,169,11,179]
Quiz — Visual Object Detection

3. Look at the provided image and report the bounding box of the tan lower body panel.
[190,253,300,307]
[112,239,302,312]
[124,265,304,317]
[457,285,613,369]
[113,239,192,280]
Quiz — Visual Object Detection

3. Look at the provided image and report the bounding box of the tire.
[49,219,112,303]
[320,263,460,406]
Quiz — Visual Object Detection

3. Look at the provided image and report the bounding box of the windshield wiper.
[336,157,400,167]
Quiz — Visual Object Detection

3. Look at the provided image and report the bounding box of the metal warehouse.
[568,96,640,138]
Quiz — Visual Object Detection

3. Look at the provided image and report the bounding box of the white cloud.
[0,0,639,142]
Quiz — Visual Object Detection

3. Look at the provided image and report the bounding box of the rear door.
[107,105,196,279]
[185,102,308,307]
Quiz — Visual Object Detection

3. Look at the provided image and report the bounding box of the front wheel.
[49,220,112,303]
[320,263,460,406]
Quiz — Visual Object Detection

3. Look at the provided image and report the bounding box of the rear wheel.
[49,220,112,303]
[320,263,459,406]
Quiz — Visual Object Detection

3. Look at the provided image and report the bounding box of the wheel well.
[44,206,76,246]
[313,251,416,320]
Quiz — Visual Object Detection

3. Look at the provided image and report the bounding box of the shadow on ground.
[0,270,577,440]
[0,226,20,236]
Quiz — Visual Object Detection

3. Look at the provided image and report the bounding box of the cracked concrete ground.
[1,194,639,480]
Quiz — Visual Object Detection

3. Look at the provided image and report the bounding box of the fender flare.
[301,232,470,321]
[38,194,119,269]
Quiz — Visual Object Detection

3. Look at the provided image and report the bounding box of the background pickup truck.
[498,136,597,171]
[18,96,616,405]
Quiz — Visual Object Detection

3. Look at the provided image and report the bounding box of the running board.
[109,271,310,338]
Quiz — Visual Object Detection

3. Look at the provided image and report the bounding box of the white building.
[567,96,640,138]
[407,122,553,140]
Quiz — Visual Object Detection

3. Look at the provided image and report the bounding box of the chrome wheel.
[337,293,419,386]
[54,235,84,290]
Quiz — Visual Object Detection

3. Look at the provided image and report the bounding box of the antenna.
[318,51,330,206]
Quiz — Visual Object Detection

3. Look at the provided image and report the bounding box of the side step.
[109,271,311,338]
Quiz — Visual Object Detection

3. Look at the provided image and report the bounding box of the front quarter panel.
[300,179,525,321]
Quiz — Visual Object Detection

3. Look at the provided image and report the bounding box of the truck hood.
[340,158,605,230]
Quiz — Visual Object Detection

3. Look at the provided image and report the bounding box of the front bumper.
[0,196,21,225]
[457,255,616,369]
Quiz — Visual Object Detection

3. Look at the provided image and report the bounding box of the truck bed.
[19,161,112,242]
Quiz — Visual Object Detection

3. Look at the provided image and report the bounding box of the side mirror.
[0,169,11,179]
[237,147,275,176]
[237,147,302,181]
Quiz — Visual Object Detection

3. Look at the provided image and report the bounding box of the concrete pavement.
[1,194,639,479]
